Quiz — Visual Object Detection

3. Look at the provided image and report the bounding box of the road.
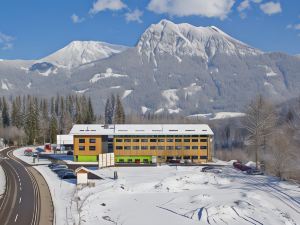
[0,147,53,225]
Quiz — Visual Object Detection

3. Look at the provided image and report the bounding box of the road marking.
[14,214,18,222]
[19,197,22,204]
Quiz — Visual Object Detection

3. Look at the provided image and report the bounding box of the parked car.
[51,165,68,172]
[35,147,44,153]
[246,168,264,175]
[48,163,58,169]
[24,148,33,156]
[57,169,74,178]
[201,166,222,173]
[61,172,76,179]
[67,151,73,155]
[53,168,70,174]
[233,161,251,171]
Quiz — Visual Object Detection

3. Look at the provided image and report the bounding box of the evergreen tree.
[24,98,39,144]
[104,98,113,124]
[114,95,125,124]
[2,97,10,127]
[49,113,58,143]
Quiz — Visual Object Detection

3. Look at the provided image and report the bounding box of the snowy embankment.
[0,147,8,199]
[0,165,5,199]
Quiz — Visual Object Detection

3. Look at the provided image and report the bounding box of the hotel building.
[69,124,214,164]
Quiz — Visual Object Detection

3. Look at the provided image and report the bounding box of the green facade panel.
[76,155,98,162]
[115,155,152,163]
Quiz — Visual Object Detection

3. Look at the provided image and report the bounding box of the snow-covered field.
[70,166,300,225]
[12,147,300,225]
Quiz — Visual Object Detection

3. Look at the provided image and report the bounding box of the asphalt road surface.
[0,147,53,225]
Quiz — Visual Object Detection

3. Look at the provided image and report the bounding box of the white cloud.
[89,0,127,15]
[125,9,143,23]
[237,0,250,12]
[147,0,235,20]
[71,14,85,23]
[0,32,14,50]
[286,24,300,30]
[260,2,282,15]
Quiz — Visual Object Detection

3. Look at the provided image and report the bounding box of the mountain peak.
[40,40,128,69]
[137,20,262,66]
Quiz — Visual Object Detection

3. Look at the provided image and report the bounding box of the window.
[119,159,124,163]
[124,146,131,150]
[200,155,208,159]
[175,139,181,142]
[166,146,174,150]
[79,139,85,143]
[141,146,148,150]
[200,139,207,142]
[183,156,190,160]
[141,139,148,142]
[184,146,190,150]
[89,139,96,143]
[192,139,198,142]
[192,146,198,150]
[158,146,165,150]
[89,146,96,151]
[124,139,131,142]
[158,139,165,142]
[167,139,173,142]
[116,146,123,150]
[184,139,190,142]
[175,146,182,150]
[79,146,85,151]
[143,159,149,163]
[133,139,140,142]
[200,135,208,137]
[150,146,156,150]
[150,139,157,142]
[116,139,123,142]
[128,159,133,163]
[132,146,139,150]
[192,156,198,159]
[200,146,207,150]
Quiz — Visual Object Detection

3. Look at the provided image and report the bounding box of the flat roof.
[69,124,213,136]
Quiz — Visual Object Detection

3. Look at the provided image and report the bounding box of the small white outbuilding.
[75,167,90,185]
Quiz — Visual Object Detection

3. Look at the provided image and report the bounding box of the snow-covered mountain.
[40,41,128,69]
[137,19,261,66]
[0,19,300,116]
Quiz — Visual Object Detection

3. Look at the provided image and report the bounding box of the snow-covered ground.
[0,165,5,199]
[69,166,300,225]
[12,147,300,225]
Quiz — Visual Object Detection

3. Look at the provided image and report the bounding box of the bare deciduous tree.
[243,95,277,169]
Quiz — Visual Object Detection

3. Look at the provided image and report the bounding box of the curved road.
[0,147,53,225]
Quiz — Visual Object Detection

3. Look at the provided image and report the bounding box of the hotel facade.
[69,124,214,164]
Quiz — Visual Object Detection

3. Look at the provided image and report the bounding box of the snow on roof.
[69,124,213,136]
[75,166,91,174]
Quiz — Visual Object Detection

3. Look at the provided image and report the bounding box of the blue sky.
[0,0,299,59]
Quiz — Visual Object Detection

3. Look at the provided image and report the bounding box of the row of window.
[79,138,96,144]
[115,138,207,143]
[79,146,96,151]
[115,145,207,150]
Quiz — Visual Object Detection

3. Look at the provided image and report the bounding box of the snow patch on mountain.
[154,108,164,114]
[137,19,262,66]
[41,41,128,69]
[1,79,13,90]
[110,86,121,89]
[90,68,128,83]
[211,112,246,120]
[183,83,202,97]
[162,89,179,107]
[168,108,182,114]
[122,90,133,99]
[27,82,32,89]
[74,88,89,94]
[141,106,149,114]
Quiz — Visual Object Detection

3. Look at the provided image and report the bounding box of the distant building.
[68,124,214,164]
